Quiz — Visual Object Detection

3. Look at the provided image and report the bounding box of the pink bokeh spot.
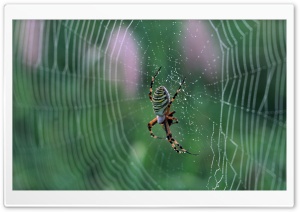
[108,27,140,97]
[20,20,44,68]
[183,20,221,81]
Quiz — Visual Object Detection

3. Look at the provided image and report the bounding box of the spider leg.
[148,117,165,140]
[168,111,178,124]
[166,115,179,126]
[163,120,197,155]
[149,66,162,102]
[165,111,178,127]
[168,110,176,116]
[166,77,186,112]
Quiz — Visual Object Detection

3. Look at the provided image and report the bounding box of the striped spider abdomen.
[152,86,170,117]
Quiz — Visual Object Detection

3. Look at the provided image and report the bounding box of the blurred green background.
[13,20,286,190]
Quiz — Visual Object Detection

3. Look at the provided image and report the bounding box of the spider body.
[147,67,197,155]
[152,86,170,123]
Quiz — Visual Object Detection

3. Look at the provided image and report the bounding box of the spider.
[147,67,197,155]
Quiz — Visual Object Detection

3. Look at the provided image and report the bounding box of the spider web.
[13,20,286,190]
